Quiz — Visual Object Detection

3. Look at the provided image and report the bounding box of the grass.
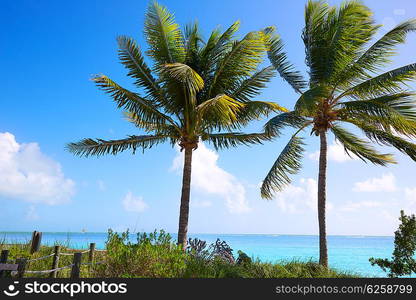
[0,240,106,278]
[0,230,359,278]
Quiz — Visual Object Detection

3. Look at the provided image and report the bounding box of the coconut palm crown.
[67,2,287,248]
[261,0,416,267]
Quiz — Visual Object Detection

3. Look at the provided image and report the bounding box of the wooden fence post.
[50,246,61,278]
[30,231,42,254]
[16,258,27,278]
[0,250,9,278]
[88,243,95,263]
[70,252,82,279]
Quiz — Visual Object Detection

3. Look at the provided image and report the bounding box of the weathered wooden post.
[88,243,95,263]
[16,258,27,278]
[0,250,9,278]
[30,231,42,254]
[70,252,82,279]
[50,245,61,278]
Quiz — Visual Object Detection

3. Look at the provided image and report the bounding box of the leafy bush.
[98,230,356,278]
[370,210,416,277]
[96,229,187,278]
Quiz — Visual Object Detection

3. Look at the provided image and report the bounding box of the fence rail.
[0,231,107,279]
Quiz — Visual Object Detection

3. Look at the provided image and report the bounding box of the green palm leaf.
[162,63,204,95]
[229,66,276,102]
[67,135,169,157]
[203,132,270,150]
[196,94,243,129]
[261,136,305,199]
[343,63,416,99]
[263,27,307,93]
[330,124,395,165]
[337,19,416,88]
[264,112,309,137]
[92,75,178,128]
[144,1,185,69]
[349,121,416,160]
[208,31,267,98]
[116,36,162,102]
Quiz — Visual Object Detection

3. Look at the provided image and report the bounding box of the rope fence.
[27,253,55,262]
[24,264,74,274]
[0,238,107,279]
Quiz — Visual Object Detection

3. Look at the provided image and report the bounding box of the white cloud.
[192,199,212,208]
[171,143,250,214]
[339,200,383,212]
[308,141,356,163]
[273,178,333,214]
[25,205,39,221]
[353,173,397,192]
[122,191,148,213]
[0,132,75,205]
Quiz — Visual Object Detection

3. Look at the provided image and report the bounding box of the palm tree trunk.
[177,146,193,250]
[318,131,328,267]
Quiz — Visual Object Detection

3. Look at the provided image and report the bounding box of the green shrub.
[98,229,356,278]
[96,229,187,278]
[370,210,416,277]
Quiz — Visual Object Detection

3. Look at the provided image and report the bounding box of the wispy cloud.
[272,178,333,214]
[353,173,396,192]
[0,132,75,205]
[25,205,39,221]
[171,143,250,214]
[122,191,148,213]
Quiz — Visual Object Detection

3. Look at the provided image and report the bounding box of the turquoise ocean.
[0,232,403,277]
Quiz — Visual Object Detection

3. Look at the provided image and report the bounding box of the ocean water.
[0,232,400,277]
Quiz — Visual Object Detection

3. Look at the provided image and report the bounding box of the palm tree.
[67,2,285,248]
[261,0,416,267]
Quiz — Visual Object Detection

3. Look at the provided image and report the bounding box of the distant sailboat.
[81,228,87,233]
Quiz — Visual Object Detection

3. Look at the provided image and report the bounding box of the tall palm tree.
[261,0,416,267]
[67,2,285,248]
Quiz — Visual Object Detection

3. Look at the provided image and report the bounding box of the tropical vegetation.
[0,231,356,278]
[370,210,416,277]
[261,0,416,267]
[67,2,286,248]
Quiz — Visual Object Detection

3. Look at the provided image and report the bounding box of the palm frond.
[235,101,288,128]
[264,112,309,137]
[336,19,416,88]
[261,136,305,199]
[162,63,204,95]
[208,31,267,98]
[202,132,270,150]
[116,36,163,103]
[342,63,416,99]
[338,93,416,136]
[294,85,330,116]
[200,21,240,76]
[124,111,181,136]
[263,27,307,93]
[330,124,395,165]
[184,22,202,67]
[229,66,276,102]
[349,120,416,161]
[144,1,185,69]
[303,0,376,85]
[92,75,178,129]
[67,135,169,157]
[196,94,243,129]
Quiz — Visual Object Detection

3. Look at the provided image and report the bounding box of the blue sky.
[1,0,416,235]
